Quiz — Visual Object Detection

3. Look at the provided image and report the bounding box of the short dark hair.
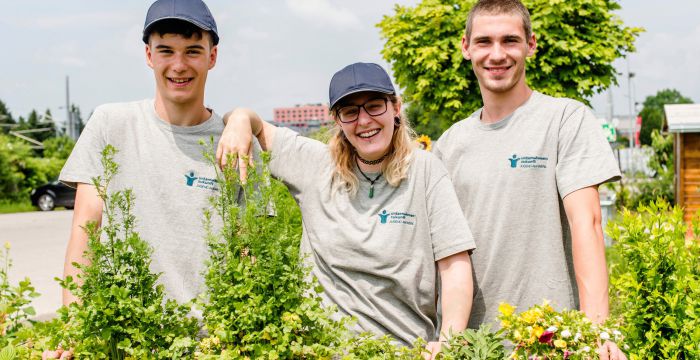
[464,0,532,41]
[145,19,214,47]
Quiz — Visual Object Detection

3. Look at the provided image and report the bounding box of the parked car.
[30,180,76,211]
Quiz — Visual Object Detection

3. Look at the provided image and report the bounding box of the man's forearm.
[572,221,610,323]
[564,187,610,324]
[438,252,473,339]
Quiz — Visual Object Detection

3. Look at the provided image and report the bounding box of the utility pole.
[626,60,636,173]
[65,75,72,140]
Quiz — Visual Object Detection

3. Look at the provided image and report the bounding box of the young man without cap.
[432,0,626,359]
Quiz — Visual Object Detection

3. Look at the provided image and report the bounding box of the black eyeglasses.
[336,98,388,123]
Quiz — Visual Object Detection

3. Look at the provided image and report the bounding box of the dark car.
[30,180,76,211]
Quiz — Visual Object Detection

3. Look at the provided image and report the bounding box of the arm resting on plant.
[219,107,277,180]
[562,186,609,323]
[62,182,102,305]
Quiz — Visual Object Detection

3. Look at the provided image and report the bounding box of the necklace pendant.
[369,185,374,198]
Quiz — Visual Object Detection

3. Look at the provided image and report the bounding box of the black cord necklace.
[357,165,382,199]
[357,152,389,165]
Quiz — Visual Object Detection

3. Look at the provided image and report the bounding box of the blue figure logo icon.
[378,210,390,224]
[185,171,198,186]
[509,154,520,168]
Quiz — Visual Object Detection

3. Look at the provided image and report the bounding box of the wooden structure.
[665,104,700,222]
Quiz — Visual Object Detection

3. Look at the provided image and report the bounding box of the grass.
[0,200,36,214]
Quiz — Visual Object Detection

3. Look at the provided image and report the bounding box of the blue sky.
[1,0,698,127]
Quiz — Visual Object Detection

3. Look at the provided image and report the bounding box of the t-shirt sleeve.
[269,126,328,198]
[425,156,476,260]
[556,104,621,198]
[59,107,108,188]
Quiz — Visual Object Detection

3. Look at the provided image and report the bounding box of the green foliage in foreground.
[56,145,199,359]
[378,0,641,130]
[608,199,700,359]
[1,243,40,341]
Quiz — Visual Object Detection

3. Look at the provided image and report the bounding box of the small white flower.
[600,331,610,341]
[613,330,622,337]
[555,316,563,322]
[583,346,591,352]
[574,332,582,341]
[547,326,558,332]
[624,344,630,350]
[561,329,572,338]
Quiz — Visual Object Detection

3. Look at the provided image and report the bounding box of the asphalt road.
[1,210,72,319]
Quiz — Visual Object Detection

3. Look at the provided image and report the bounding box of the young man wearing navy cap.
[58,0,256,321]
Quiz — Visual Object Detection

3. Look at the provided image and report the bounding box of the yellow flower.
[416,135,432,151]
[554,339,567,348]
[499,302,516,316]
[531,325,544,339]
[521,308,542,324]
[3,242,10,250]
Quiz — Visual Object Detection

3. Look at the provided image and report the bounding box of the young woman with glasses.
[219,63,475,359]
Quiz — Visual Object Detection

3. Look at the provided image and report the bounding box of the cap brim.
[331,86,395,109]
[142,17,217,44]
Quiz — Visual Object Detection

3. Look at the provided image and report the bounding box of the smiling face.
[334,92,400,161]
[461,12,536,97]
[146,32,217,108]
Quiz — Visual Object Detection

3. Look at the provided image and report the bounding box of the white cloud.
[26,12,133,29]
[285,0,361,30]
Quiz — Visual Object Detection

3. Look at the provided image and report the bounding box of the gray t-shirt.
[60,99,237,306]
[270,127,475,346]
[433,91,621,328]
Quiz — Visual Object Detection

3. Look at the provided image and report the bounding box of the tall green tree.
[638,89,693,146]
[0,100,15,134]
[378,0,642,130]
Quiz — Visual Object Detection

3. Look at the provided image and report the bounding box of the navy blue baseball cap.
[329,62,396,109]
[142,0,219,45]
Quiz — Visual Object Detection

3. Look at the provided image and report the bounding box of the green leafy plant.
[0,241,39,340]
[436,325,505,360]
[196,145,354,359]
[498,301,625,359]
[608,199,700,359]
[56,145,199,359]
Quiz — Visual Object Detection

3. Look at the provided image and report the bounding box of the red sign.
[635,116,642,147]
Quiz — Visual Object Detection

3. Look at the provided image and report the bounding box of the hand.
[597,341,627,360]
[217,109,255,182]
[423,341,443,360]
[42,346,73,360]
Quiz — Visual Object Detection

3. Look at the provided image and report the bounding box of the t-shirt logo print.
[378,210,390,224]
[185,171,198,186]
[509,154,520,168]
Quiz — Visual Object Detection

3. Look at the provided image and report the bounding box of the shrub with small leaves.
[436,325,505,360]
[197,146,353,359]
[0,241,39,341]
[608,199,700,359]
[56,145,199,359]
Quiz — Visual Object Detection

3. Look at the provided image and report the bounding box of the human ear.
[461,35,471,60]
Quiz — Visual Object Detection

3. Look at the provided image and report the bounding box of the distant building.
[273,103,331,135]
[665,104,700,224]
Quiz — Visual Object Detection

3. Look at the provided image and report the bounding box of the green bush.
[0,134,65,202]
[607,199,700,359]
[57,145,199,359]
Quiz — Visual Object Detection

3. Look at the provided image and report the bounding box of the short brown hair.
[146,19,215,47]
[464,0,532,41]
